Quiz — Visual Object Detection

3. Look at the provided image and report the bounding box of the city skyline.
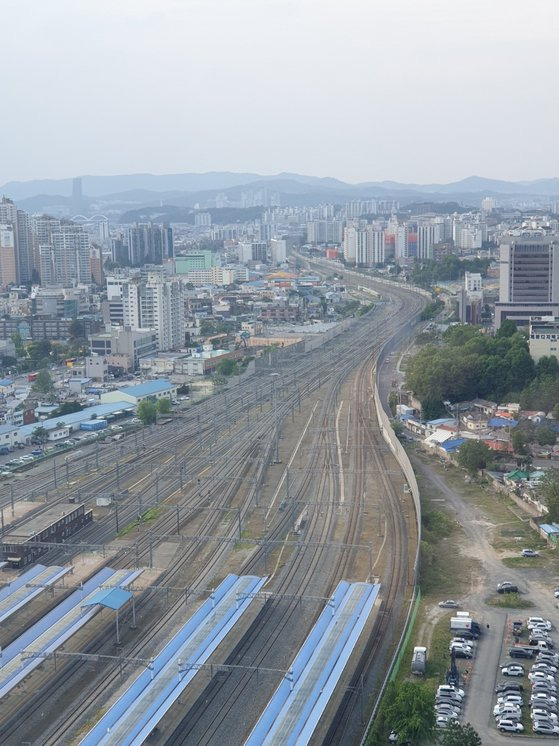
[2,0,558,184]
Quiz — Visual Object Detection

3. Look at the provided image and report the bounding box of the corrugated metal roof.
[488,417,519,428]
[116,379,175,398]
[18,401,134,436]
[83,587,132,610]
[440,438,466,452]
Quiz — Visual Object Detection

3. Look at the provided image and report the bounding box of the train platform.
[245,580,381,746]
[79,573,267,746]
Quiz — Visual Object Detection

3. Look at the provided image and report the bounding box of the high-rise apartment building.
[127,223,173,265]
[51,224,91,285]
[0,225,17,288]
[270,238,287,264]
[139,279,183,351]
[495,232,559,327]
[0,198,34,283]
[342,224,385,266]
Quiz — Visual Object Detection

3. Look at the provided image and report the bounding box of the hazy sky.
[2,0,559,184]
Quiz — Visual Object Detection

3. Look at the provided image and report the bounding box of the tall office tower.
[72,177,84,212]
[0,225,17,288]
[50,224,91,285]
[495,232,559,327]
[270,238,287,265]
[139,279,183,351]
[111,235,129,265]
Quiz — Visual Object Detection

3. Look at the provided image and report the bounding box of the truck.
[80,419,108,432]
[411,646,427,676]
[450,614,482,639]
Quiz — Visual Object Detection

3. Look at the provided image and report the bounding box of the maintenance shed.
[1,503,93,567]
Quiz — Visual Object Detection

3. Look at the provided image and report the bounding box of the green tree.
[217,358,239,377]
[389,392,399,415]
[438,722,482,746]
[457,440,492,477]
[11,332,25,357]
[539,468,559,522]
[392,419,404,437]
[496,319,517,338]
[137,400,157,425]
[69,318,85,340]
[385,681,436,744]
[537,426,557,446]
[32,369,54,394]
[32,426,48,444]
[156,398,171,415]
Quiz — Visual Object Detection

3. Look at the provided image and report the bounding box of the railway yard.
[0,269,425,745]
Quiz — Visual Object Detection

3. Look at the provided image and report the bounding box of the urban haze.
[1,2,559,746]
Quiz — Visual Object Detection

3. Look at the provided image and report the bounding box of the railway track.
[0,274,425,745]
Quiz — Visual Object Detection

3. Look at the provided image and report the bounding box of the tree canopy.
[137,400,157,425]
[457,440,492,477]
[438,722,482,746]
[156,398,171,415]
[539,468,559,522]
[409,256,491,288]
[32,369,54,394]
[385,681,436,744]
[405,325,536,414]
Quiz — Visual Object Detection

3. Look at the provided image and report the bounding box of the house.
[471,398,497,416]
[0,378,14,396]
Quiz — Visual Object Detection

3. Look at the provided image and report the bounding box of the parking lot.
[413,453,559,744]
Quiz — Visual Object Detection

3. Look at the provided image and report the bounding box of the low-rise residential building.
[529,316,559,362]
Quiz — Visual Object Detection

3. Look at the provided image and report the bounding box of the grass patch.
[502,555,545,568]
[486,593,534,609]
[118,507,163,537]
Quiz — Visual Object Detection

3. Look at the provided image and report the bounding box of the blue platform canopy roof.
[83,587,132,610]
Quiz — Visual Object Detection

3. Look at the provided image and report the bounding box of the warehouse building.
[2,503,93,566]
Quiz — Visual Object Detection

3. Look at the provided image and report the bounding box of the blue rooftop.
[83,587,133,611]
[0,379,13,387]
[441,438,466,452]
[18,401,134,437]
[427,418,454,426]
[116,379,175,398]
[488,417,518,428]
[539,524,559,535]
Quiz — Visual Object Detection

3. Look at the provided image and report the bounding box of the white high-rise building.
[140,279,183,351]
[343,224,385,266]
[270,238,287,265]
[51,224,91,285]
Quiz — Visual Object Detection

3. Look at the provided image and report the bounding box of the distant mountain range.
[2,172,559,215]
